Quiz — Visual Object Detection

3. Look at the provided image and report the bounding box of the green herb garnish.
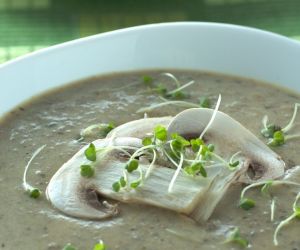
[23,145,46,199]
[80,123,115,140]
[93,240,106,250]
[125,159,139,173]
[224,227,249,248]
[80,165,95,178]
[142,137,153,146]
[142,75,153,86]
[29,188,41,199]
[130,180,141,189]
[239,198,255,210]
[154,125,168,142]
[261,103,300,146]
[200,96,211,108]
[85,143,97,161]
[62,243,76,250]
[112,182,121,192]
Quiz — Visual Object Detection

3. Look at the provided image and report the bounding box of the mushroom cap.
[167,108,285,183]
[106,117,171,139]
[46,137,142,220]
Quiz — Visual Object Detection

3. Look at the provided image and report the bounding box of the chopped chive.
[239,198,255,210]
[29,188,41,199]
[154,125,168,142]
[125,159,139,173]
[80,165,95,178]
[142,137,152,146]
[112,182,121,192]
[84,143,97,161]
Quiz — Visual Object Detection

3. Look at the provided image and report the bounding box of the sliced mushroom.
[167,108,285,183]
[46,137,142,219]
[47,134,245,222]
[106,117,171,139]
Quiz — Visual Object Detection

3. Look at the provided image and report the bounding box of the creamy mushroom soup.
[0,70,299,250]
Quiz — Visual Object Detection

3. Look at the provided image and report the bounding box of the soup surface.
[0,70,299,250]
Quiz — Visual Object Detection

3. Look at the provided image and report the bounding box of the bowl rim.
[1,21,300,69]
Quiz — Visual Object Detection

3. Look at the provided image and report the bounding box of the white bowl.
[1,22,300,117]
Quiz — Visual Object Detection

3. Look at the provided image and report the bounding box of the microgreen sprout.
[80,165,95,178]
[224,227,249,248]
[80,123,115,140]
[85,143,97,161]
[136,97,200,113]
[261,103,300,146]
[93,240,107,250]
[62,243,76,250]
[273,191,300,246]
[23,145,46,198]
[199,96,211,108]
[142,75,153,86]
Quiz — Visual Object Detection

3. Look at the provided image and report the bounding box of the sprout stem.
[199,94,221,139]
[23,145,46,191]
[145,149,157,178]
[271,198,276,222]
[136,100,199,113]
[167,80,195,95]
[168,153,184,193]
[282,103,300,133]
[273,213,297,246]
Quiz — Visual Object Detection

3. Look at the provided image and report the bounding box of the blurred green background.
[1,0,300,63]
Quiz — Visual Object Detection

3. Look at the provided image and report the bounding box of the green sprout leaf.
[295,207,300,219]
[29,188,41,199]
[170,133,190,153]
[239,198,256,210]
[225,227,249,248]
[229,160,240,169]
[93,240,106,250]
[62,243,76,250]
[125,159,139,173]
[142,137,152,146]
[130,180,141,189]
[119,177,126,187]
[153,84,168,96]
[190,138,204,152]
[112,182,121,192]
[154,125,168,142]
[166,90,187,100]
[80,165,95,178]
[261,124,281,138]
[101,123,115,137]
[185,162,207,177]
[200,97,211,108]
[85,143,97,161]
[261,181,273,196]
[142,75,153,86]
[268,130,285,146]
